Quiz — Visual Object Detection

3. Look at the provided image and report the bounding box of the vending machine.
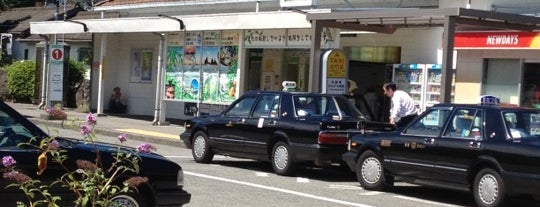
[392,64,454,112]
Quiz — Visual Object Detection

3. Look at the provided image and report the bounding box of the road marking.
[329,184,364,190]
[116,128,177,139]
[185,171,375,207]
[164,155,230,159]
[359,192,383,196]
[394,195,462,207]
[164,155,192,159]
[297,177,310,183]
[256,172,269,177]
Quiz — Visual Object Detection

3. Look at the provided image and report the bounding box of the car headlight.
[177,169,184,187]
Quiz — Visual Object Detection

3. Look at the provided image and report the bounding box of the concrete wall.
[91,33,189,119]
[455,49,540,103]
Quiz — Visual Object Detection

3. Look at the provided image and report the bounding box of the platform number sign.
[49,44,65,106]
[51,48,63,61]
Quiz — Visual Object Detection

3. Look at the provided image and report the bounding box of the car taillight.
[318,132,348,144]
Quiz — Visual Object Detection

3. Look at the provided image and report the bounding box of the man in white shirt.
[383,82,418,128]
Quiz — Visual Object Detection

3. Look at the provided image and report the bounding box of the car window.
[404,108,452,136]
[334,96,362,118]
[294,95,362,118]
[443,108,483,139]
[252,94,280,118]
[225,96,257,117]
[0,110,33,148]
[503,111,540,140]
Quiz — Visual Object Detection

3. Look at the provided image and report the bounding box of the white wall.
[91,33,190,119]
[340,27,444,64]
[455,49,540,104]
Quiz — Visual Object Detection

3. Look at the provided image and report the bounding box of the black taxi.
[180,90,394,176]
[343,96,540,207]
[0,101,191,206]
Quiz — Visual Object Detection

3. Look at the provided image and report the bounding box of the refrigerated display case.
[392,64,454,112]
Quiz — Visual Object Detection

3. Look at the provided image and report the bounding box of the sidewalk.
[6,102,187,148]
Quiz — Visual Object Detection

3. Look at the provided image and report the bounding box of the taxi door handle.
[268,120,277,126]
[236,119,245,124]
[424,138,435,145]
[469,141,481,148]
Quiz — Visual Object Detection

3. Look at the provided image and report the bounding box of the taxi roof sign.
[282,81,297,92]
[479,95,500,106]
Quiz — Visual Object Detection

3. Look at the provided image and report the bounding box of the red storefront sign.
[454,32,540,48]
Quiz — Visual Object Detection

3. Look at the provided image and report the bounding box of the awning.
[30,11,313,34]
[306,8,540,32]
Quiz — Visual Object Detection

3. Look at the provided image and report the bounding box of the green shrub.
[3,60,35,103]
[66,59,87,108]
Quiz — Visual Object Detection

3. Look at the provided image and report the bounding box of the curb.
[30,118,187,148]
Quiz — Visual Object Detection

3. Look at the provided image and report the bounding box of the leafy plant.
[3,60,35,103]
[1,113,154,207]
[66,59,87,108]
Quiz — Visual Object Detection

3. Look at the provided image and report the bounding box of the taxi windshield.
[503,111,540,139]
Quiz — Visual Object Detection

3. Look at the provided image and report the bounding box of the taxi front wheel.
[473,168,507,207]
[356,150,387,191]
[192,131,214,163]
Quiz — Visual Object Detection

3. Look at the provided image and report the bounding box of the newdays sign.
[280,0,317,7]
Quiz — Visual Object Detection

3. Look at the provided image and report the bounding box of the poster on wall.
[130,49,153,83]
[202,31,221,103]
[219,31,239,103]
[165,32,185,100]
[165,31,239,104]
[181,31,203,102]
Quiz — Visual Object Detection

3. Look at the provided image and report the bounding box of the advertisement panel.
[165,31,239,104]
[455,32,540,48]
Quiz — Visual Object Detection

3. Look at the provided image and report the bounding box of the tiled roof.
[0,5,120,42]
[0,6,57,34]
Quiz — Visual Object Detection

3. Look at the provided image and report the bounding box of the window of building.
[522,63,540,108]
[78,48,92,64]
[482,59,521,105]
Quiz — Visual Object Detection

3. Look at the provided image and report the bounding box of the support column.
[97,34,107,115]
[441,16,456,103]
[308,20,323,93]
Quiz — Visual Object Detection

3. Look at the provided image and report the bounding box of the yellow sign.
[326,50,346,78]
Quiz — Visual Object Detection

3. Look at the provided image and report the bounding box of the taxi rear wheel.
[271,141,295,176]
[192,131,214,163]
[473,168,506,207]
[356,150,386,191]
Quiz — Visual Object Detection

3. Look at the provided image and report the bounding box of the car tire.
[108,193,148,207]
[356,150,386,191]
[192,131,214,163]
[271,141,295,176]
[473,168,506,207]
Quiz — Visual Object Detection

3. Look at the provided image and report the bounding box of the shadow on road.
[209,160,356,182]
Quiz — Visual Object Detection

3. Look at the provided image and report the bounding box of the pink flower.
[80,124,92,136]
[3,170,31,183]
[45,107,52,114]
[118,134,127,143]
[136,143,156,153]
[47,139,60,150]
[86,113,97,125]
[2,156,16,168]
